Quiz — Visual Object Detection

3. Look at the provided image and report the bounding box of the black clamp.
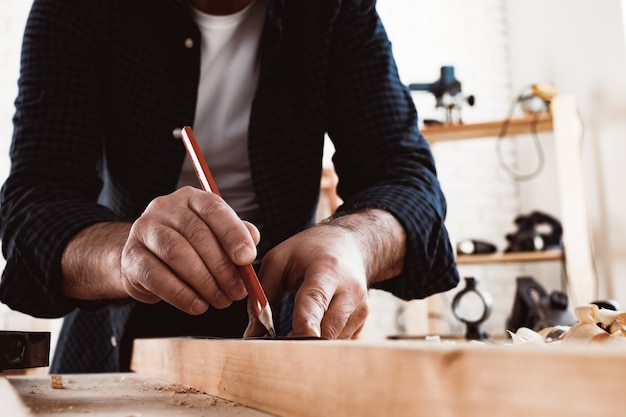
[452,277,493,340]
[0,331,50,371]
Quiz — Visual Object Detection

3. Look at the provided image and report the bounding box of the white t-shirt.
[177,0,269,223]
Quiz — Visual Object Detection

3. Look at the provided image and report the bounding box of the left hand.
[244,223,370,339]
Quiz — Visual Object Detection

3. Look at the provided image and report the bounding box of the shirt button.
[172,127,182,139]
[110,336,118,347]
[184,38,194,49]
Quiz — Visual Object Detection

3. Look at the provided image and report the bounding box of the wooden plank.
[132,337,626,417]
[456,249,563,265]
[422,113,553,144]
[551,95,597,305]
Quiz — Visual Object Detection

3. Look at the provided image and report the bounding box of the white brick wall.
[372,0,565,338]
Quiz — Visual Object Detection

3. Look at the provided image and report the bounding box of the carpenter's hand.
[120,186,260,314]
[245,224,370,339]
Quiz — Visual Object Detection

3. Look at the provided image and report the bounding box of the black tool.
[0,331,51,371]
[452,277,493,340]
[409,66,475,124]
[504,211,563,253]
[456,239,497,255]
[506,276,577,334]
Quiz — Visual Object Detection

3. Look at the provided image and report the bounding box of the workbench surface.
[3,373,273,417]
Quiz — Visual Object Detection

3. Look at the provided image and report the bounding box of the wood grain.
[132,337,626,417]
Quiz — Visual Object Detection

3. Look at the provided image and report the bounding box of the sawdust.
[154,383,202,394]
[9,373,269,416]
[153,382,238,408]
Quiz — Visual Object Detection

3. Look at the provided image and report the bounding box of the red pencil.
[180,126,276,338]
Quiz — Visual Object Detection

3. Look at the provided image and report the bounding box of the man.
[0,0,459,373]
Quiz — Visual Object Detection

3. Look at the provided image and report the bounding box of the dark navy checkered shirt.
[0,0,459,372]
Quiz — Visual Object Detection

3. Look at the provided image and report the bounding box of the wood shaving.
[513,303,626,344]
[49,375,64,389]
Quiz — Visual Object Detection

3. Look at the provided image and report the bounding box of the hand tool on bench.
[0,331,50,371]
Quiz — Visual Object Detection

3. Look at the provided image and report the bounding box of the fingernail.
[190,298,209,315]
[228,280,246,299]
[233,242,255,264]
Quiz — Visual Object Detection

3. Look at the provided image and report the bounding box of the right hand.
[120,186,260,315]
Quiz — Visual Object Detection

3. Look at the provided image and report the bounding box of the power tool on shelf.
[517,81,558,115]
[408,65,475,125]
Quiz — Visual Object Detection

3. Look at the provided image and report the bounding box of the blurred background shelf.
[422,113,553,144]
[456,250,563,265]
[423,95,595,307]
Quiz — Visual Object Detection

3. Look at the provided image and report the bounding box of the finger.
[174,219,247,302]
[121,244,210,315]
[334,298,369,339]
[187,192,257,265]
[350,322,366,340]
[257,247,293,306]
[318,295,351,339]
[134,214,239,308]
[148,198,247,302]
[243,221,261,246]
[289,276,336,337]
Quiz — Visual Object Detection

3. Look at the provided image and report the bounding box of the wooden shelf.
[422,113,553,144]
[456,250,564,265]
[421,96,597,306]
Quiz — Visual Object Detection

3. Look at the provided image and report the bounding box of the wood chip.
[49,375,64,389]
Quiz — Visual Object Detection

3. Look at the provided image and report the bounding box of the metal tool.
[409,66,475,124]
[504,211,563,253]
[0,331,50,371]
[451,277,492,340]
[506,276,577,334]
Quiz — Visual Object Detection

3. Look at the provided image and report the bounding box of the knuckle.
[185,221,212,246]
[169,285,189,305]
[145,194,172,212]
[150,227,177,252]
[212,258,237,281]
[353,302,370,322]
[306,286,332,312]
[196,197,231,221]
[322,322,342,339]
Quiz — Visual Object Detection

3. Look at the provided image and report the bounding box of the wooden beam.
[132,338,626,417]
[551,95,597,305]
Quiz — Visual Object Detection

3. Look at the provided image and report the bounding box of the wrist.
[320,208,406,285]
[61,222,131,300]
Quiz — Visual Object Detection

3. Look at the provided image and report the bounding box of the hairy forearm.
[322,208,406,285]
[61,222,131,300]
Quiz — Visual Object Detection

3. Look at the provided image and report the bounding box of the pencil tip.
[259,304,277,339]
